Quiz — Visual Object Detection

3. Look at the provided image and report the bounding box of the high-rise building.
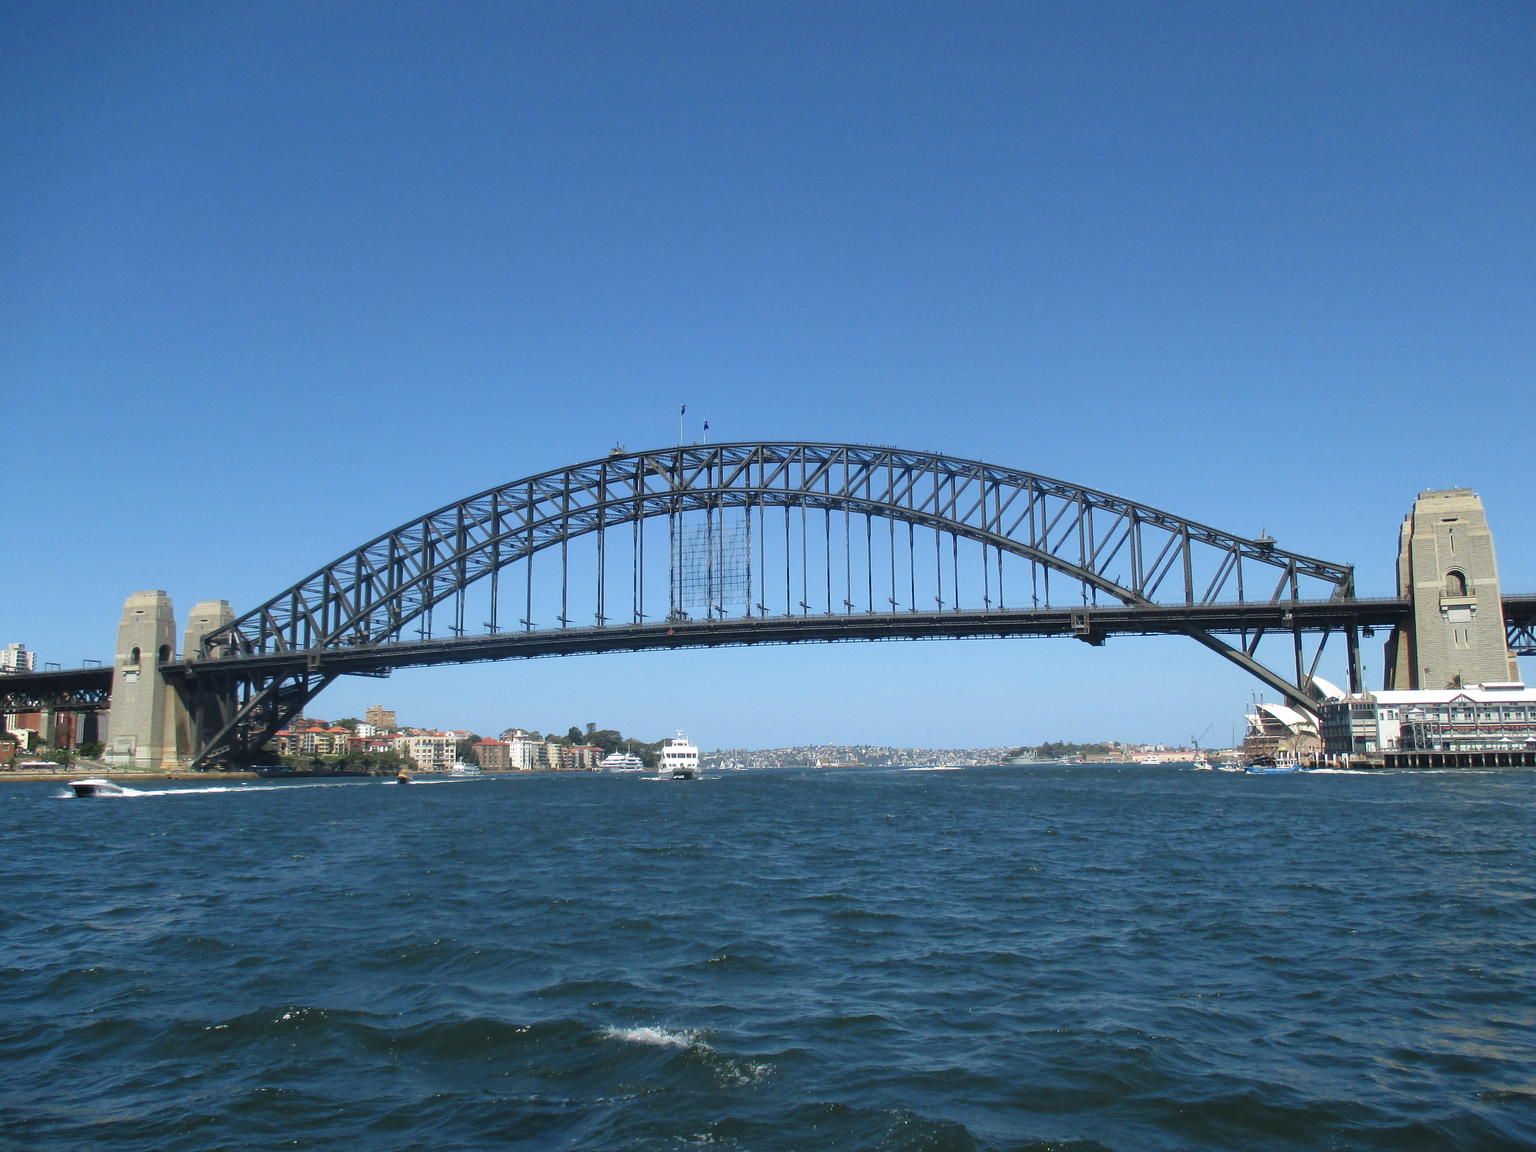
[364,705,397,730]
[1,643,36,673]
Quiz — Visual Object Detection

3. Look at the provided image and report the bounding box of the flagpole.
[678,404,685,445]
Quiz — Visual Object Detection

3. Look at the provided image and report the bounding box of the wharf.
[1353,749,1536,770]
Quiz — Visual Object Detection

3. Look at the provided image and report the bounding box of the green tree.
[588,729,623,754]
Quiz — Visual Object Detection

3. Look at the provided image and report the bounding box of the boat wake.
[62,779,388,799]
[601,1025,708,1049]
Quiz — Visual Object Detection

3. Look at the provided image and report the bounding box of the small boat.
[69,778,134,798]
[658,732,701,781]
[1245,761,1303,775]
[395,769,414,784]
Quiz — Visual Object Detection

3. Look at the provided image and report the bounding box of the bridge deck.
[164,598,1416,679]
[7,593,1530,712]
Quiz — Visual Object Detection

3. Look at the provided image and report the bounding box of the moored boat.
[599,751,646,772]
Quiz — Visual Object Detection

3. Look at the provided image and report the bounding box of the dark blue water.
[4,766,1534,1151]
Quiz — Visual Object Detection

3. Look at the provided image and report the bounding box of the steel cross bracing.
[178,443,1361,766]
[1507,593,1536,655]
[0,666,113,713]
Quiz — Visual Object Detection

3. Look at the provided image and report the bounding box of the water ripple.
[2,768,1534,1150]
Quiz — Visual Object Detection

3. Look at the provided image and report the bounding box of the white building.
[393,731,456,772]
[1,643,36,673]
[1320,681,1536,765]
[1242,701,1321,763]
[503,729,547,770]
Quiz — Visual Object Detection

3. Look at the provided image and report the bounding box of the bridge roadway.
[166,596,1421,678]
[5,593,1533,710]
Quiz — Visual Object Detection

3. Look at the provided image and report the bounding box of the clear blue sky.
[5,1,1532,750]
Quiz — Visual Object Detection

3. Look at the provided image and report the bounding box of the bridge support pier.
[177,600,235,762]
[1385,490,1519,690]
[104,593,236,770]
[104,591,183,770]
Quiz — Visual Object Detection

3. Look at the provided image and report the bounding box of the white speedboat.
[658,732,700,780]
[69,778,135,798]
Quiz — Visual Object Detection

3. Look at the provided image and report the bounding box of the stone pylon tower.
[1384,490,1520,690]
[105,590,184,769]
[177,600,235,758]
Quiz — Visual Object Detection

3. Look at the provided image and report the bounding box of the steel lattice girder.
[202,443,1355,659]
[179,444,1368,764]
[1507,592,1536,654]
[0,667,113,712]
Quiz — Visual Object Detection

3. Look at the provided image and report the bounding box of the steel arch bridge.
[176,442,1368,767]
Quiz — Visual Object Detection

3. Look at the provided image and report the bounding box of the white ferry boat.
[658,732,700,781]
[600,751,646,772]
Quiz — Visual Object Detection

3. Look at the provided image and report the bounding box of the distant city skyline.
[5,2,1531,750]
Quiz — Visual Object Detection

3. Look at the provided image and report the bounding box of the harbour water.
[3,765,1533,1150]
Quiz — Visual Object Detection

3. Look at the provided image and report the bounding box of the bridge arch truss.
[181,443,1358,766]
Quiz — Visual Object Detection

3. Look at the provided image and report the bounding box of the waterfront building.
[503,729,544,770]
[348,732,396,756]
[394,730,455,772]
[560,744,605,771]
[473,739,511,770]
[1320,681,1536,768]
[1241,702,1321,764]
[276,726,353,758]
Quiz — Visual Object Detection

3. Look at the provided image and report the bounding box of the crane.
[1191,724,1213,752]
